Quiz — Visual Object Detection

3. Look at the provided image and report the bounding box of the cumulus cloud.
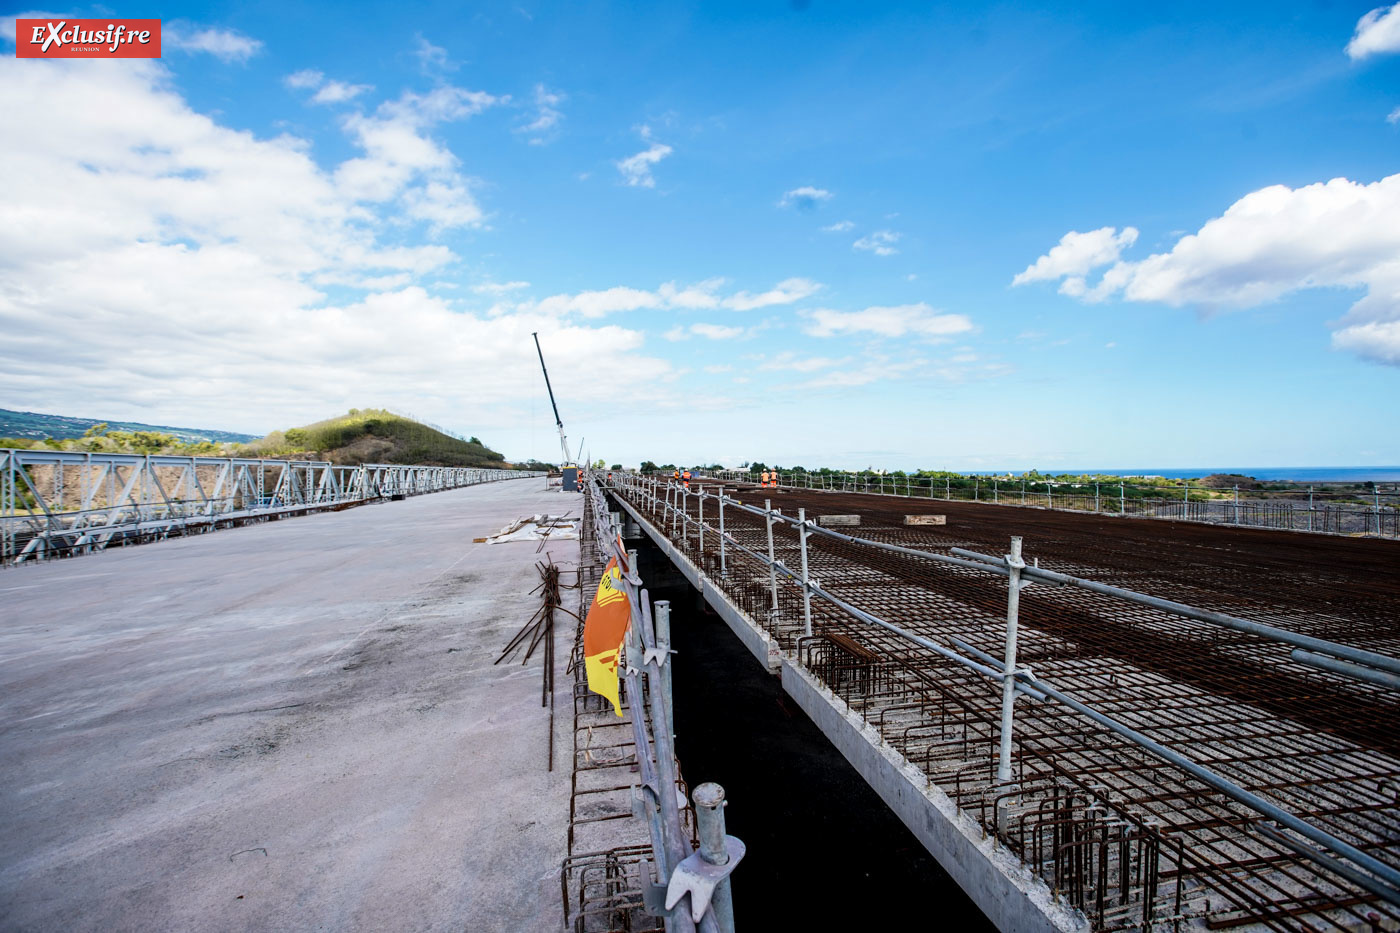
[0,56,671,436]
[524,277,821,318]
[689,323,746,340]
[285,69,324,89]
[616,128,673,188]
[313,80,373,104]
[1346,3,1400,59]
[415,36,456,72]
[517,84,564,144]
[1012,174,1400,364]
[821,220,854,233]
[758,352,847,372]
[802,304,974,341]
[165,25,262,63]
[853,230,900,256]
[335,85,501,230]
[1012,226,1139,297]
[1388,105,1400,124]
[723,277,821,311]
[779,186,833,209]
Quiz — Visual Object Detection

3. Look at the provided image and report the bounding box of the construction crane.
[532,332,579,491]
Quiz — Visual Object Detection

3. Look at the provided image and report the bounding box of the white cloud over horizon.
[1013,174,1400,365]
[0,56,671,438]
[779,186,833,209]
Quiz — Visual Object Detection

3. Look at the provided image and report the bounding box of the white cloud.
[1388,105,1400,124]
[690,323,744,340]
[334,85,501,229]
[517,84,564,144]
[779,186,833,209]
[821,220,854,233]
[165,25,262,63]
[285,69,324,90]
[853,230,901,256]
[524,277,818,318]
[471,281,531,294]
[1346,3,1400,59]
[759,352,847,372]
[722,277,821,310]
[1012,227,1139,296]
[415,36,456,72]
[312,80,373,104]
[802,303,974,341]
[616,129,673,188]
[0,57,671,438]
[1013,174,1400,364]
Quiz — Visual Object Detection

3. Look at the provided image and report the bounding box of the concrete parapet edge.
[612,491,1089,933]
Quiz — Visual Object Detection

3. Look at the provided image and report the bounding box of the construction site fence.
[1,447,539,566]
[694,469,1400,538]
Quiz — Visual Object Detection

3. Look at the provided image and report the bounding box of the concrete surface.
[0,477,578,932]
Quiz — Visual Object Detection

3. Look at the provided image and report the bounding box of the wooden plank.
[903,514,946,526]
[817,514,860,527]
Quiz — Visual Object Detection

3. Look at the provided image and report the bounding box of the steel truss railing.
[1,447,536,565]
[611,472,1400,928]
[579,473,740,933]
[703,469,1400,539]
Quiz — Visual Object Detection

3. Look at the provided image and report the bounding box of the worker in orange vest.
[682,469,691,488]
[760,470,769,487]
[672,469,680,481]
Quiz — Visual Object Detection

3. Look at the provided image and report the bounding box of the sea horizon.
[966,466,1400,483]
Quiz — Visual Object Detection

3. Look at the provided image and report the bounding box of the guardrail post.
[765,499,779,618]
[655,599,674,740]
[996,536,1025,787]
[1094,482,1099,512]
[1120,482,1125,514]
[717,489,727,578]
[692,783,736,933]
[1308,486,1314,532]
[697,489,705,558]
[798,507,813,637]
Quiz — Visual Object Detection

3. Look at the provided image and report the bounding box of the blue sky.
[2,2,1398,469]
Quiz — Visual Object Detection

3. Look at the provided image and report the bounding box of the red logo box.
[15,19,162,58]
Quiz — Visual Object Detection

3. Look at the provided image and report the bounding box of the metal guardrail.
[1,447,537,565]
[612,472,1400,915]
[703,469,1400,538]
[580,473,740,933]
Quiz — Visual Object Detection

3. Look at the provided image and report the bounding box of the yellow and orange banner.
[583,553,631,716]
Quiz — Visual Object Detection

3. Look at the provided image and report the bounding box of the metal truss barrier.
[708,469,1400,539]
[612,472,1400,922]
[581,472,741,933]
[1,448,537,566]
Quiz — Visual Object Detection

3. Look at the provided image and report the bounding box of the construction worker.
[682,468,692,488]
[760,469,769,487]
[673,468,680,482]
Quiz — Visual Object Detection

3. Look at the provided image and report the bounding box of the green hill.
[0,407,257,444]
[238,409,511,468]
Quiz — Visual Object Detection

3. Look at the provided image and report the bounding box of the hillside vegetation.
[0,407,256,443]
[3,409,514,469]
[238,409,510,468]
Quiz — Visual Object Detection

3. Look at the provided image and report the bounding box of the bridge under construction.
[603,472,1400,932]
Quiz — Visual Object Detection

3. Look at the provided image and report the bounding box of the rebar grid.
[620,476,1400,932]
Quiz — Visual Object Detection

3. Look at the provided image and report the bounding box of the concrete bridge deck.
[0,477,576,932]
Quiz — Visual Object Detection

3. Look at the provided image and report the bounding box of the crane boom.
[531,332,573,467]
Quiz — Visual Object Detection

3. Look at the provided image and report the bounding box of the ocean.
[999,467,1400,483]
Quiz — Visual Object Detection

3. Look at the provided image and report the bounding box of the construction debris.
[903,514,947,525]
[482,513,578,544]
[816,514,861,527]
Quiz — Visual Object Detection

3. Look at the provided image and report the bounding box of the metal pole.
[1309,485,1314,532]
[1234,485,1239,524]
[798,508,813,637]
[765,499,779,616]
[717,489,727,577]
[996,536,1025,786]
[1094,482,1099,513]
[698,489,705,560]
[975,476,979,501]
[994,478,999,503]
[655,600,674,740]
[692,783,736,933]
[1120,482,1125,514]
